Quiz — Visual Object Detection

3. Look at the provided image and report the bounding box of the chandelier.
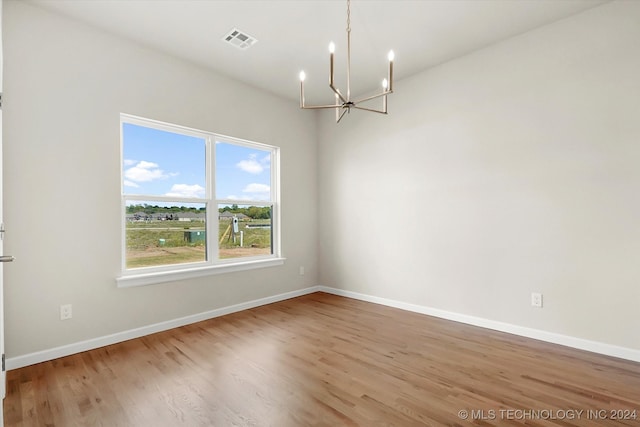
[299,0,394,123]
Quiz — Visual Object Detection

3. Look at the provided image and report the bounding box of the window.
[118,114,282,287]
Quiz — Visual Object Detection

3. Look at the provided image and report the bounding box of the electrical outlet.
[60,304,72,320]
[531,293,543,308]
[299,266,305,276]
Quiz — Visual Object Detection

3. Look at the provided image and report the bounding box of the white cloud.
[165,184,205,198]
[237,157,263,174]
[236,153,271,174]
[223,184,269,201]
[243,183,270,193]
[123,159,137,166]
[239,183,271,200]
[124,160,170,182]
[123,180,139,188]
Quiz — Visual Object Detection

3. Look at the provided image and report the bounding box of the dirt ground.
[219,247,271,258]
[128,245,269,261]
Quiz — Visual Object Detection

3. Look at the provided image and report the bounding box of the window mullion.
[207,135,218,265]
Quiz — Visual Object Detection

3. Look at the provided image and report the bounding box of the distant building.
[178,212,206,222]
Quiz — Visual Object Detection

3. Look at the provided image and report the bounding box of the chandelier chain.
[346,0,351,32]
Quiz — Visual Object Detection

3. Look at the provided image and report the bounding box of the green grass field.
[126,219,271,268]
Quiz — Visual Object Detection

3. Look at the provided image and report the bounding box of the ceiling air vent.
[223,28,258,50]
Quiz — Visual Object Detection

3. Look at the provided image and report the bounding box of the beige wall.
[4,0,639,362]
[3,1,318,358]
[318,1,640,351]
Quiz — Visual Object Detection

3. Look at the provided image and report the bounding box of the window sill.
[116,257,286,288]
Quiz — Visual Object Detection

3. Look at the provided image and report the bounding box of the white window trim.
[118,114,283,288]
[116,257,286,288]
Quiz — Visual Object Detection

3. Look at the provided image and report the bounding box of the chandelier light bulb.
[329,42,336,53]
[299,71,306,82]
[382,78,388,89]
[388,50,395,62]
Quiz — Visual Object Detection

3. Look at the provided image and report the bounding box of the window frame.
[117,114,283,288]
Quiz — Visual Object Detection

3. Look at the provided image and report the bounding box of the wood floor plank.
[4,292,640,426]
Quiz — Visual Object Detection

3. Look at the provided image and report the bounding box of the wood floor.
[4,292,640,426]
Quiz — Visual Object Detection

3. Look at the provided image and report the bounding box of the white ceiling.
[27,0,608,104]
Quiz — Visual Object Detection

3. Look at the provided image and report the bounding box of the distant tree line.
[126,204,204,215]
[220,204,271,219]
[126,204,270,219]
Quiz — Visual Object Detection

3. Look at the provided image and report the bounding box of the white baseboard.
[317,286,640,363]
[6,286,322,370]
[8,285,639,370]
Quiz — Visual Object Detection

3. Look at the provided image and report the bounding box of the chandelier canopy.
[299,0,394,123]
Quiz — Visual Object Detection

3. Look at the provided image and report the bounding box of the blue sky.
[122,123,271,203]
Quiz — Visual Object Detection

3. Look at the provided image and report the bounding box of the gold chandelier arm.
[336,108,349,123]
[301,104,345,110]
[330,84,348,104]
[352,105,388,114]
[352,89,392,105]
